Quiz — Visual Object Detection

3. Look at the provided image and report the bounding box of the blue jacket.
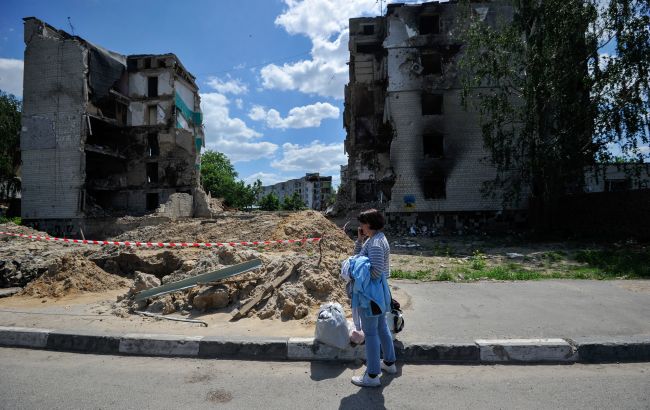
[348,255,391,317]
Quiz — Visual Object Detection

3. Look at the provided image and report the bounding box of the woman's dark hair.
[358,208,385,230]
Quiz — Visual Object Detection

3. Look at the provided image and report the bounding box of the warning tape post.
[0,231,321,249]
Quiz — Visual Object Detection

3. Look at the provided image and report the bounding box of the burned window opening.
[357,43,382,54]
[146,162,158,183]
[422,93,443,115]
[419,15,440,35]
[146,193,159,211]
[421,53,442,75]
[147,132,160,157]
[143,57,152,69]
[148,76,158,97]
[356,181,377,202]
[423,132,444,158]
[362,24,375,35]
[422,175,446,199]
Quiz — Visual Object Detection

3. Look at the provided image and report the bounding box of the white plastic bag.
[314,302,350,349]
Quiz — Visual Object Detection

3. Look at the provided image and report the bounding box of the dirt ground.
[0,211,355,327]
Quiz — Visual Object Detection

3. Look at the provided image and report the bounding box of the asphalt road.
[0,348,648,409]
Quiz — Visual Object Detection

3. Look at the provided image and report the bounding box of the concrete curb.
[1,326,649,363]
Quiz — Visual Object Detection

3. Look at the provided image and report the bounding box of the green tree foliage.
[0,91,21,199]
[258,192,281,211]
[281,191,306,211]
[458,0,649,221]
[199,150,261,210]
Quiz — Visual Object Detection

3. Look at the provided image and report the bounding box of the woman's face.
[360,222,373,236]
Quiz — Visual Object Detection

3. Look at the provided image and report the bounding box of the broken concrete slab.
[0,287,22,298]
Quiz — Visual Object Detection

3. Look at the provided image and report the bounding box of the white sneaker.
[351,372,381,387]
[381,361,397,374]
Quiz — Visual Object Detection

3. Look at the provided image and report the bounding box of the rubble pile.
[20,253,129,298]
[1,211,355,321]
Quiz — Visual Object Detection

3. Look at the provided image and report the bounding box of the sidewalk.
[1,280,649,363]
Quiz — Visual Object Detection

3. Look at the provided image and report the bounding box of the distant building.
[584,164,650,193]
[261,173,333,211]
[20,17,206,236]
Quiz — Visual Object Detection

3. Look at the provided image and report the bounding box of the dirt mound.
[5,211,356,321]
[21,253,129,298]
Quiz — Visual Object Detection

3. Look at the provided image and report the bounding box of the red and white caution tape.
[0,231,321,248]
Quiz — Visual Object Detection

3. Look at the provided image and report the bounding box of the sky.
[0,0,404,188]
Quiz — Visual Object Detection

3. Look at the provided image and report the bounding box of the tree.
[281,191,306,211]
[258,192,280,211]
[458,0,649,224]
[199,150,260,210]
[0,91,21,199]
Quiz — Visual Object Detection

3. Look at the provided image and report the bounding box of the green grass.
[574,249,650,278]
[391,269,432,280]
[391,247,650,282]
[0,216,21,225]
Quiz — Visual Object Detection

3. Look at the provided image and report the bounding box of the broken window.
[147,133,160,157]
[148,105,157,125]
[357,43,382,54]
[605,179,630,192]
[422,175,446,199]
[421,93,443,115]
[115,102,127,126]
[362,24,375,35]
[423,132,444,158]
[146,162,158,183]
[421,53,442,75]
[148,76,158,98]
[146,193,159,211]
[419,15,440,35]
[356,181,376,202]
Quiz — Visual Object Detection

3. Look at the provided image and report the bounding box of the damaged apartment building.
[342,1,518,231]
[20,17,207,236]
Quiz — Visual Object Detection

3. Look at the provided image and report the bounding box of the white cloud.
[200,92,278,162]
[235,98,244,109]
[206,76,248,95]
[248,102,339,129]
[271,140,347,174]
[243,171,291,186]
[0,58,24,97]
[260,0,379,99]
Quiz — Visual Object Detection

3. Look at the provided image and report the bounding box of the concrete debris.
[1,210,354,321]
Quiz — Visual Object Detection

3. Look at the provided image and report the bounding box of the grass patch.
[542,251,566,262]
[391,269,432,280]
[575,249,650,278]
[0,216,21,225]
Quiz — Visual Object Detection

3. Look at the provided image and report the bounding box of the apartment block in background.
[20,17,206,236]
[341,1,520,230]
[261,173,333,211]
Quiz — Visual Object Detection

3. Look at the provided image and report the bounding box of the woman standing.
[351,209,397,387]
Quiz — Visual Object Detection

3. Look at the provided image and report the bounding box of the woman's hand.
[357,227,366,242]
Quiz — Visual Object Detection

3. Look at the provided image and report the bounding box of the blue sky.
[0,0,396,188]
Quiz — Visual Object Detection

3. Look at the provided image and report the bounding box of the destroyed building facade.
[261,173,333,211]
[341,2,518,230]
[20,18,206,236]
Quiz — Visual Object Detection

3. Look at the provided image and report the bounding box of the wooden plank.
[231,262,299,321]
[134,259,262,301]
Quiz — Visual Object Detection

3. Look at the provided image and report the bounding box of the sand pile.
[4,210,357,321]
[20,253,129,298]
